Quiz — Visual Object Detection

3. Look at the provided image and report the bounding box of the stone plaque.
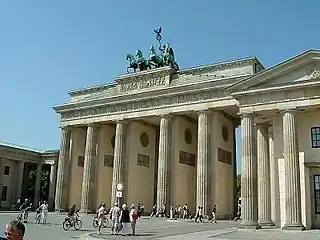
[217,148,232,165]
[104,155,114,167]
[137,153,150,168]
[77,156,84,167]
[179,150,196,167]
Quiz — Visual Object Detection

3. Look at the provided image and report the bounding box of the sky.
[1,0,319,172]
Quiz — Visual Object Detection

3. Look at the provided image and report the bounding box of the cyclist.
[97,203,107,235]
[19,200,32,223]
[68,205,79,224]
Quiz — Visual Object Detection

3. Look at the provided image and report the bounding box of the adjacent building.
[54,49,320,229]
[0,141,58,208]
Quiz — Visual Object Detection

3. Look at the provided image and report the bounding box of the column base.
[79,209,93,214]
[283,222,305,231]
[238,221,261,230]
[258,220,275,227]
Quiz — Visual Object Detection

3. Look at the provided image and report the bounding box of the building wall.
[126,122,156,211]
[68,128,86,208]
[1,160,17,208]
[96,125,115,208]
[213,112,235,218]
[171,116,197,212]
[272,111,320,229]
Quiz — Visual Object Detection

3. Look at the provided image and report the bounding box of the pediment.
[229,50,320,95]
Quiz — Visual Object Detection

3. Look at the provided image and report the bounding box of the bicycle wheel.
[103,218,109,228]
[62,220,71,231]
[92,218,98,228]
[74,219,83,230]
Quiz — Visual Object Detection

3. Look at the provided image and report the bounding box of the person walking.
[39,201,49,224]
[211,204,217,223]
[109,203,121,235]
[129,204,138,235]
[119,204,130,236]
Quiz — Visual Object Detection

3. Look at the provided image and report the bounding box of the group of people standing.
[97,202,139,236]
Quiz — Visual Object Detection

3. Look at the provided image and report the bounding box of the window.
[1,186,8,201]
[4,166,10,176]
[314,175,320,213]
[311,127,320,148]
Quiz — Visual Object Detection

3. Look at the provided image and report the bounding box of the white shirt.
[40,203,48,211]
[97,206,105,218]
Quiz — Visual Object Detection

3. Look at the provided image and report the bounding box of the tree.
[236,174,241,198]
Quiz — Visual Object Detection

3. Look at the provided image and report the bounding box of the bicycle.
[92,216,109,228]
[62,216,83,231]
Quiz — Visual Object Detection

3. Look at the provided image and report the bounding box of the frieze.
[120,75,166,92]
[61,89,229,120]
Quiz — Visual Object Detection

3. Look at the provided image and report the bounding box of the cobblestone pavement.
[1,212,319,240]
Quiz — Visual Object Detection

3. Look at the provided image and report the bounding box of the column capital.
[279,107,297,115]
[59,126,71,131]
[115,119,129,125]
[255,122,272,129]
[157,114,172,119]
[87,123,98,129]
[196,109,212,115]
[238,112,256,119]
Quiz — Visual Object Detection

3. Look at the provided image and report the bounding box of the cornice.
[228,49,320,93]
[68,83,115,97]
[53,74,247,113]
[178,57,260,75]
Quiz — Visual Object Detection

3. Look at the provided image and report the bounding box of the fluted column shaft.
[80,124,97,213]
[49,164,57,209]
[111,121,127,206]
[16,162,25,199]
[282,110,305,230]
[196,111,210,215]
[257,123,274,226]
[239,114,259,229]
[55,128,71,211]
[156,115,171,212]
[34,164,42,206]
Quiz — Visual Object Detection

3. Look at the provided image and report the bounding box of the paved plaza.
[0,212,319,239]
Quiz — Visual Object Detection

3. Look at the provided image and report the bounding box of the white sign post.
[116,181,124,206]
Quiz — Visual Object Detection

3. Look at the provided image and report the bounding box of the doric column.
[111,121,127,206]
[55,127,71,211]
[282,110,305,230]
[196,110,211,215]
[48,164,57,209]
[269,130,280,225]
[80,124,98,213]
[34,164,42,206]
[16,162,25,199]
[257,123,274,226]
[239,114,260,229]
[156,115,171,212]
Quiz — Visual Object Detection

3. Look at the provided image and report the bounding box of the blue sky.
[1,0,319,172]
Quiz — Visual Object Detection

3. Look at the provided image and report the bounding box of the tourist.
[68,205,79,223]
[19,200,32,223]
[177,205,182,218]
[194,206,203,223]
[109,203,121,235]
[150,204,156,217]
[137,203,141,218]
[39,201,49,224]
[97,203,107,235]
[3,220,25,240]
[169,205,174,220]
[129,204,138,235]
[211,204,217,223]
[183,204,188,219]
[119,204,130,236]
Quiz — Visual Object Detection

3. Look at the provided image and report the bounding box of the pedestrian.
[2,220,25,240]
[130,204,138,235]
[119,204,130,236]
[211,204,217,223]
[39,201,49,224]
[109,203,121,235]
